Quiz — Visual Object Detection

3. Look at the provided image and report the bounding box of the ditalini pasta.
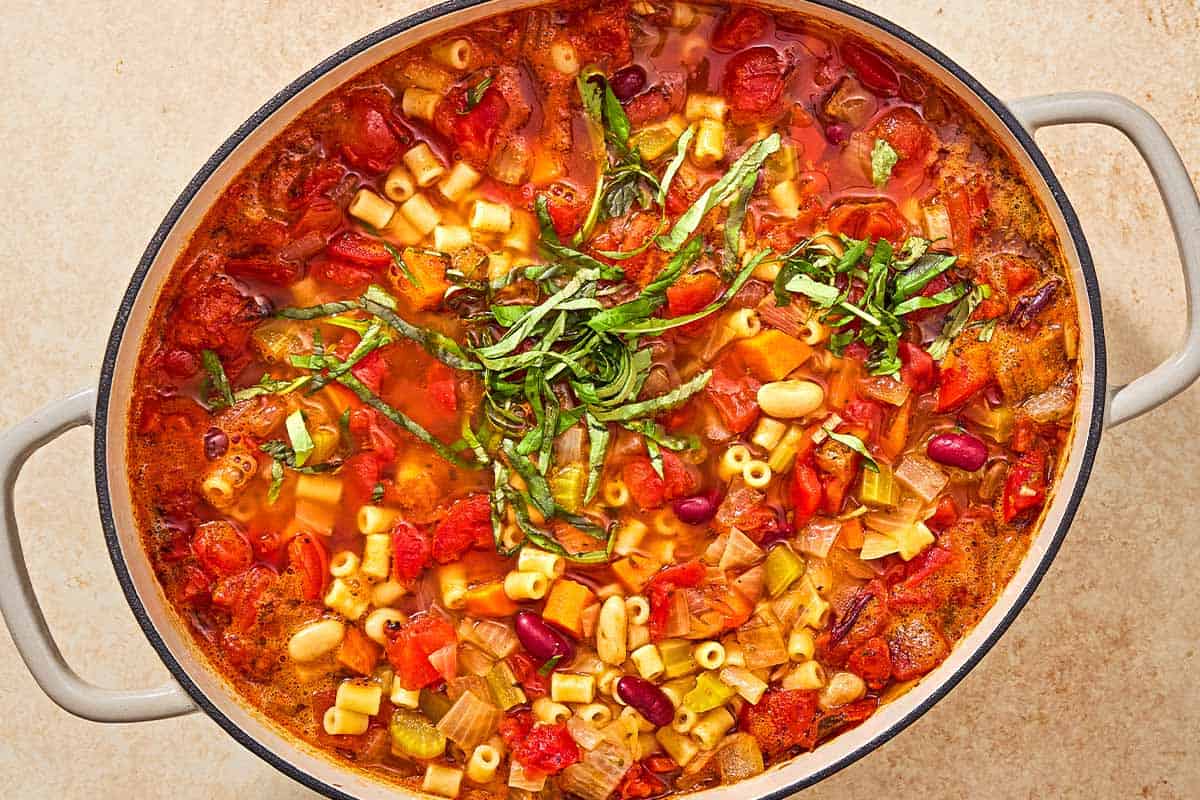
[127,1,1079,796]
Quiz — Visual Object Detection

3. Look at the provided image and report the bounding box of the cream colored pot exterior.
[2,2,1198,799]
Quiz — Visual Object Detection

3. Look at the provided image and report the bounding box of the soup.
[127,1,1080,797]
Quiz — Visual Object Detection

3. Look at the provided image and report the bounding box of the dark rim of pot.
[92,1,1106,798]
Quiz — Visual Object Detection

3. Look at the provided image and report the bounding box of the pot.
[2,1,1198,798]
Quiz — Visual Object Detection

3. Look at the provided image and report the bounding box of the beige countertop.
[0,1,1197,797]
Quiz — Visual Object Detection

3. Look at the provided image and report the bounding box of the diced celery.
[858,462,899,507]
[683,671,737,713]
[859,532,900,560]
[658,638,698,679]
[549,463,586,514]
[764,544,805,598]
[418,688,453,723]
[484,661,526,710]
[390,709,446,760]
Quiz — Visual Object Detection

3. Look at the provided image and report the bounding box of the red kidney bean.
[616,676,674,726]
[824,122,850,144]
[204,428,229,460]
[514,610,575,665]
[926,432,988,472]
[671,489,720,525]
[609,65,647,101]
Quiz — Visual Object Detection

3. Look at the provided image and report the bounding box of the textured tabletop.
[0,1,1196,797]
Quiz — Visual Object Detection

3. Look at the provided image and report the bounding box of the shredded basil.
[827,430,879,473]
[201,350,234,409]
[462,74,493,113]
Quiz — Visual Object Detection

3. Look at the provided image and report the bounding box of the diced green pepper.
[484,661,527,711]
[858,462,899,507]
[683,671,737,713]
[659,638,698,679]
[764,544,805,598]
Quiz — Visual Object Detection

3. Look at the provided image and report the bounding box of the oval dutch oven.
[2,1,1198,798]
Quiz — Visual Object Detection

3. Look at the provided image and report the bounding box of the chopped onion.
[704,533,729,565]
[436,686,500,749]
[461,618,518,659]
[797,517,843,559]
[858,375,911,407]
[736,612,789,669]
[731,564,764,602]
[1022,384,1075,423]
[893,456,948,504]
[567,716,606,751]
[457,644,496,677]
[555,423,586,465]
[664,590,693,638]
[770,589,803,630]
[428,643,458,684]
[755,296,809,339]
[864,497,922,537]
[560,743,634,800]
[719,528,766,571]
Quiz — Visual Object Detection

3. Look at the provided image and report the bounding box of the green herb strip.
[201,350,234,409]
[285,410,315,467]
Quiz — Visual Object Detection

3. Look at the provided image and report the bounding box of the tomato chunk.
[512,721,580,775]
[723,46,787,123]
[337,93,402,173]
[825,198,907,243]
[193,521,252,577]
[287,532,329,601]
[391,520,432,582]
[1001,448,1048,522]
[384,614,458,690]
[711,7,770,52]
[841,41,900,96]
[790,461,822,528]
[740,689,820,755]
[432,494,493,563]
[705,356,761,434]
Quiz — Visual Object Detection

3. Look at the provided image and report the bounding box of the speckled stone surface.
[0,1,1196,797]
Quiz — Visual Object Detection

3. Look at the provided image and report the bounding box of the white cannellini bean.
[288,618,345,662]
[757,380,825,418]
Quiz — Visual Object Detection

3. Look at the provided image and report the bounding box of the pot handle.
[0,389,195,722]
[1009,91,1200,427]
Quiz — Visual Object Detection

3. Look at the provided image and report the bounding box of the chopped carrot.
[320,383,361,416]
[734,330,812,381]
[840,517,865,549]
[464,580,519,618]
[580,602,601,639]
[827,357,861,410]
[880,396,912,461]
[294,497,337,535]
[337,625,381,676]
[611,553,663,593]
[395,248,451,310]
[541,579,596,638]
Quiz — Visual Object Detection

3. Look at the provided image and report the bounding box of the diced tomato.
[868,107,935,176]
[318,258,375,290]
[711,7,769,52]
[291,197,343,239]
[935,348,991,411]
[211,565,274,632]
[645,561,706,640]
[542,182,589,240]
[705,356,761,434]
[723,46,787,123]
[341,452,384,510]
[714,485,777,539]
[844,398,884,445]
[351,349,390,395]
[667,272,723,317]
[841,41,900,96]
[1010,417,1039,453]
[1004,259,1040,295]
[176,564,212,607]
[846,636,893,690]
[432,494,493,563]
[384,614,458,690]
[391,520,431,582]
[326,231,393,268]
[825,199,908,243]
[161,348,199,379]
[623,457,666,511]
[897,341,936,393]
[291,161,347,209]
[567,1,633,66]
[224,255,299,286]
[499,708,536,750]
[739,689,820,755]
[661,450,699,501]
[192,522,252,578]
[434,84,509,166]
[348,407,398,464]
[889,545,954,610]
[790,461,822,528]
[1001,449,1047,522]
[507,653,550,699]
[512,721,580,775]
[617,762,668,800]
[816,697,878,738]
[943,180,990,258]
[169,276,265,362]
[287,533,329,601]
[337,93,402,173]
[971,298,1006,321]
[887,615,949,680]
[926,495,959,532]
[625,90,673,128]
[425,360,458,415]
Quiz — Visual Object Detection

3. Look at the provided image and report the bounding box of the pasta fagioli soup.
[128,1,1080,797]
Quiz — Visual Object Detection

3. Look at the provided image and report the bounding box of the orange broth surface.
[127,2,1080,797]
